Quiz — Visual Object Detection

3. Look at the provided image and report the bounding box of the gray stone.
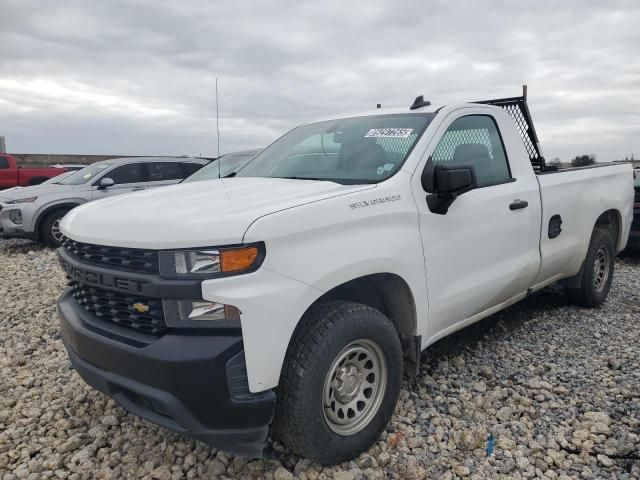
[473,381,487,393]
[150,466,172,480]
[597,454,614,468]
[496,406,513,422]
[455,466,470,477]
[273,466,294,480]
[56,437,84,454]
[100,415,119,426]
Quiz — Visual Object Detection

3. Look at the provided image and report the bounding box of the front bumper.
[58,290,276,457]
[0,206,36,239]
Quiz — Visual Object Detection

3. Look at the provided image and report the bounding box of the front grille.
[69,281,167,335]
[62,236,158,274]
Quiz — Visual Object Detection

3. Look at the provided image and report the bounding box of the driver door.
[412,110,541,340]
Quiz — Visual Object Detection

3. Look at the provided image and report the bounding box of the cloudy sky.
[1,0,638,161]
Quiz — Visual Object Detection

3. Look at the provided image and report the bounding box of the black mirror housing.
[422,161,477,215]
[434,164,476,194]
[98,177,115,190]
[422,162,477,195]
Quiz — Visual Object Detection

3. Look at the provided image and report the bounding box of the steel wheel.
[51,217,64,243]
[323,339,387,436]
[593,245,610,293]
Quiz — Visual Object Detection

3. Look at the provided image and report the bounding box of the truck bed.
[534,162,633,285]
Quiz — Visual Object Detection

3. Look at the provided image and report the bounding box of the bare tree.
[571,154,595,167]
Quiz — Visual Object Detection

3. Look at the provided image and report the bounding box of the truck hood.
[0,183,79,202]
[61,177,374,248]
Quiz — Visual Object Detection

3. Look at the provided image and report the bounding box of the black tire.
[40,209,69,247]
[565,228,615,307]
[275,300,403,465]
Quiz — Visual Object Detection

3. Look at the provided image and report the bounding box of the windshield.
[183,153,256,183]
[58,163,113,185]
[236,114,434,184]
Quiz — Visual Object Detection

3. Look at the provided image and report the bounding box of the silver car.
[0,156,207,246]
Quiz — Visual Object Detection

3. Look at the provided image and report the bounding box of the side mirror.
[421,161,477,214]
[97,177,115,190]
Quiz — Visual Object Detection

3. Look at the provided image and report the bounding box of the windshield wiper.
[277,176,332,181]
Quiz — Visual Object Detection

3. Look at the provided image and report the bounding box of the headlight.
[8,209,22,225]
[6,196,37,204]
[159,243,264,279]
[163,299,241,327]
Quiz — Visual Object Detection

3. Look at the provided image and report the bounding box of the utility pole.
[216,78,220,158]
[0,136,6,153]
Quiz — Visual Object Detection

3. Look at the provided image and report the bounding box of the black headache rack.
[473,86,554,173]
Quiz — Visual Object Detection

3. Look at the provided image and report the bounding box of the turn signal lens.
[220,246,259,273]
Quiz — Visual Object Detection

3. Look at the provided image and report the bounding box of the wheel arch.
[297,273,419,365]
[34,202,82,239]
[594,209,622,252]
[564,209,621,289]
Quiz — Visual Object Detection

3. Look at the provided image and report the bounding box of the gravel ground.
[1,239,639,480]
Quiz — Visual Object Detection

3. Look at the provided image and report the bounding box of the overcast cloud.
[0,0,638,161]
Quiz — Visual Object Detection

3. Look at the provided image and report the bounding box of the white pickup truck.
[57,91,633,464]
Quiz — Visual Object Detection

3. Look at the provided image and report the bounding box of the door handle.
[509,199,528,210]
[132,187,145,191]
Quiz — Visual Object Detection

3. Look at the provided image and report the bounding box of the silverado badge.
[132,302,150,313]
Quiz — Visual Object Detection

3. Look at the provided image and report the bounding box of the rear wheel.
[275,301,403,465]
[565,228,615,307]
[40,209,69,247]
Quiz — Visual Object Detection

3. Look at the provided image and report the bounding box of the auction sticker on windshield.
[364,128,413,138]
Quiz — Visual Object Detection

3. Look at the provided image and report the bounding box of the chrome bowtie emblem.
[132,302,150,313]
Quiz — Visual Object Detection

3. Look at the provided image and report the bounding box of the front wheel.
[275,301,403,465]
[40,209,70,247]
[565,228,615,307]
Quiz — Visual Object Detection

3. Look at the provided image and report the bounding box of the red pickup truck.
[0,154,68,189]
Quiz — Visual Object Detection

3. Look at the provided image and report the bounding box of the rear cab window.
[0,156,9,169]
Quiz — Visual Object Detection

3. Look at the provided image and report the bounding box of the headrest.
[453,143,491,163]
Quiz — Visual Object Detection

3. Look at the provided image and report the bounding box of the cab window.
[146,162,183,181]
[432,115,511,187]
[0,157,8,169]
[107,163,144,185]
